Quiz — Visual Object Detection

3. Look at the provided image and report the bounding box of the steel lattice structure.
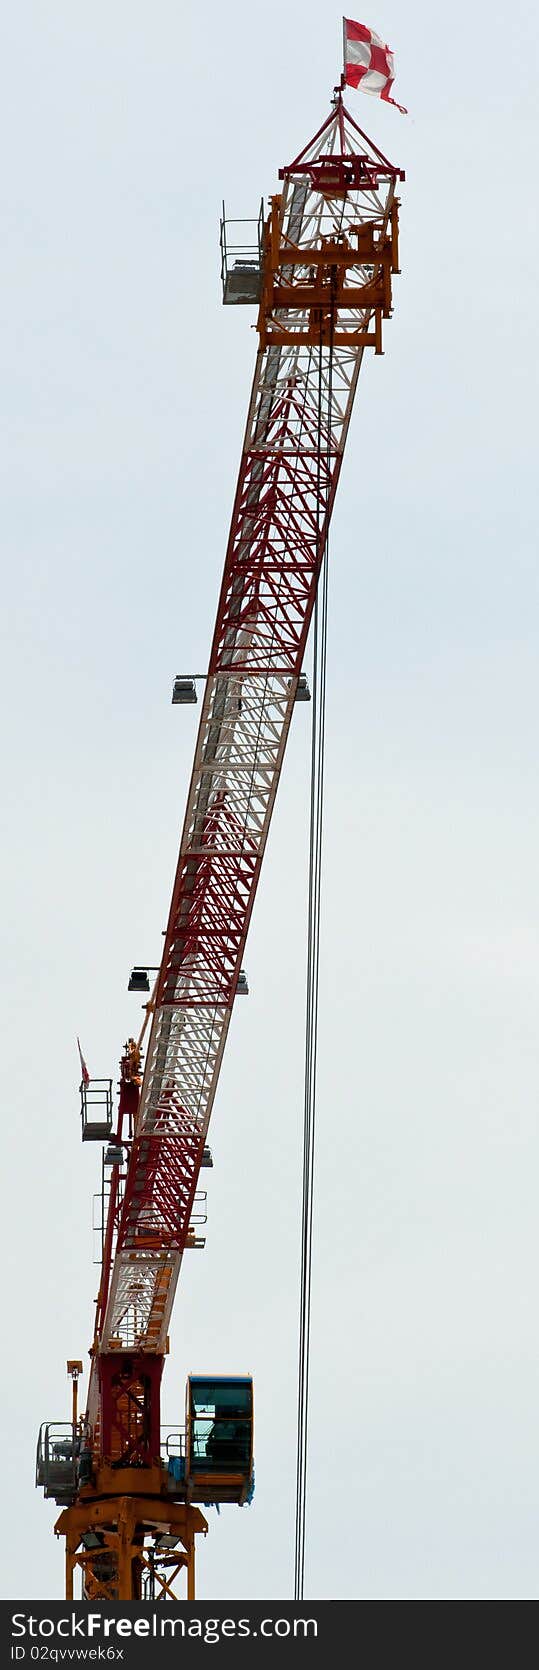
[36,83,404,1601]
[86,91,403,1430]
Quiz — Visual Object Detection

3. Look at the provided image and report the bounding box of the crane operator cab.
[185,1376,254,1506]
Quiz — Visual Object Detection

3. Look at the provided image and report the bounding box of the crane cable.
[294,307,334,1601]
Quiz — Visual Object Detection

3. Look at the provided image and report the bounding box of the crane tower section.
[95,94,403,1381]
[37,87,404,1601]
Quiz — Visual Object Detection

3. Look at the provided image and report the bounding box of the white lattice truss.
[98,101,401,1358]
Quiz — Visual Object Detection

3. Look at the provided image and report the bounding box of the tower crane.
[36,81,403,1601]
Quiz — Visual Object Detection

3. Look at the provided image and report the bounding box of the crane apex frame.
[37,85,403,1600]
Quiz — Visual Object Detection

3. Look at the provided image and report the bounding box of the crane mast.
[37,87,403,1600]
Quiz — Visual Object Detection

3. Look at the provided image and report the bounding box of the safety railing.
[35,1423,79,1501]
[161,1427,185,1460]
[80,1079,113,1142]
[220,200,264,304]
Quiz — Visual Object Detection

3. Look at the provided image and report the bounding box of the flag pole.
[333,19,346,104]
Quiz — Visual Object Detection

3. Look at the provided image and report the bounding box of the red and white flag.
[77,1036,90,1087]
[343,19,408,114]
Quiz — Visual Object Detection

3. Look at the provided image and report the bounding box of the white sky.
[2,0,539,1602]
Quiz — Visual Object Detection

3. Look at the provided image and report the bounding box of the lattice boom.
[99,96,403,1354]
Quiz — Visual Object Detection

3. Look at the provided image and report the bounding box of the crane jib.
[96,97,403,1368]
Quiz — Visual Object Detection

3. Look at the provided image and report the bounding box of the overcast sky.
[2,0,539,1602]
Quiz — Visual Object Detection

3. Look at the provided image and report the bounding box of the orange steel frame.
[258,192,400,350]
[57,1492,207,1601]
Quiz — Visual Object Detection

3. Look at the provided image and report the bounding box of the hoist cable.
[294,311,334,1600]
